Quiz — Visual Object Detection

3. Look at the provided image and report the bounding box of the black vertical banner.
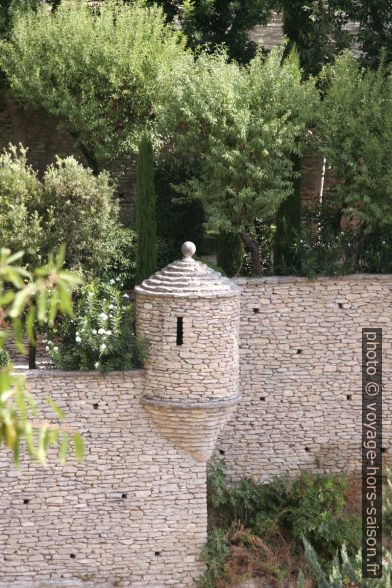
[362,328,382,578]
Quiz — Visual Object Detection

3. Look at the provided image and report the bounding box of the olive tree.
[0,0,188,169]
[158,48,318,274]
[318,53,392,232]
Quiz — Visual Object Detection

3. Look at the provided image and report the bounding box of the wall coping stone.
[14,368,146,380]
[233,273,392,285]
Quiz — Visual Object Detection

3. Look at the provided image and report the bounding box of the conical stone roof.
[135,242,241,298]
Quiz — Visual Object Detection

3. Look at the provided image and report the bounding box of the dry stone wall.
[216,274,392,482]
[0,370,206,587]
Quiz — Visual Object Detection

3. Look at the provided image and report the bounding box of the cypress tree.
[135,134,157,284]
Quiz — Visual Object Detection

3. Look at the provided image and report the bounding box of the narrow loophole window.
[176,317,183,346]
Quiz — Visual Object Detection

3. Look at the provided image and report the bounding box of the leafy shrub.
[0,145,43,267]
[46,280,148,374]
[100,226,137,289]
[0,145,121,277]
[206,460,360,562]
[199,528,229,588]
[0,348,10,368]
[302,537,392,587]
[217,232,244,277]
[41,156,119,275]
[155,157,204,264]
[240,220,274,276]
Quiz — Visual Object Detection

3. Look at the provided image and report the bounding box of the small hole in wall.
[260,396,266,401]
[118,192,125,199]
[305,447,310,453]
[297,349,302,355]
[70,554,76,559]
[93,403,98,410]
[176,317,183,346]
[338,303,344,309]
[382,448,387,454]
[23,499,30,505]
[154,551,161,557]
[346,395,352,400]
[121,493,127,499]
[253,308,259,314]
[219,449,225,456]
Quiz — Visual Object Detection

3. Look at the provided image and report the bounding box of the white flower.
[45,346,49,351]
[92,329,97,335]
[108,304,114,310]
[383,241,386,245]
[76,336,81,343]
[106,330,112,336]
[98,328,105,335]
[99,312,108,320]
[95,361,100,369]
[76,331,79,336]
[53,346,58,352]
[100,343,107,351]
[122,294,129,299]
[300,240,304,244]
[109,279,115,285]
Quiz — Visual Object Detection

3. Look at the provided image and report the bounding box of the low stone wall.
[216,274,392,482]
[0,369,206,587]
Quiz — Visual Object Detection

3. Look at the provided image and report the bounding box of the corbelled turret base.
[141,395,240,462]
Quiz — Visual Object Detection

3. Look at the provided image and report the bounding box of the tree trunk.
[240,230,262,276]
[28,339,36,370]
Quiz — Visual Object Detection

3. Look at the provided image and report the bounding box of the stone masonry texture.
[0,273,391,585]
[215,274,392,482]
[0,370,206,587]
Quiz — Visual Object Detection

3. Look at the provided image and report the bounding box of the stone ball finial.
[181,241,196,258]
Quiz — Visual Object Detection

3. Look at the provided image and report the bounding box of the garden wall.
[0,369,206,587]
[216,274,392,481]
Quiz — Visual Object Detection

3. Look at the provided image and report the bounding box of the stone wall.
[0,369,206,587]
[216,274,392,482]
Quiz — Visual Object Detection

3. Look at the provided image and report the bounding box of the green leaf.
[48,397,65,420]
[73,432,84,462]
[59,432,69,465]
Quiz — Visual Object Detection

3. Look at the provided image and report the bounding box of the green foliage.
[46,280,148,374]
[135,133,157,284]
[0,145,120,275]
[384,467,392,537]
[302,536,392,587]
[155,158,204,266]
[41,155,119,274]
[0,247,82,464]
[343,0,392,69]
[0,144,43,266]
[199,528,229,588]
[154,0,275,64]
[0,348,10,367]
[100,226,137,289]
[0,0,188,163]
[278,206,356,278]
[318,53,392,231]
[274,154,301,274]
[207,460,360,562]
[159,46,318,273]
[217,231,244,277]
[240,220,274,276]
[278,0,351,76]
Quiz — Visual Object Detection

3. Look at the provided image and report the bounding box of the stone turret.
[135,242,241,462]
